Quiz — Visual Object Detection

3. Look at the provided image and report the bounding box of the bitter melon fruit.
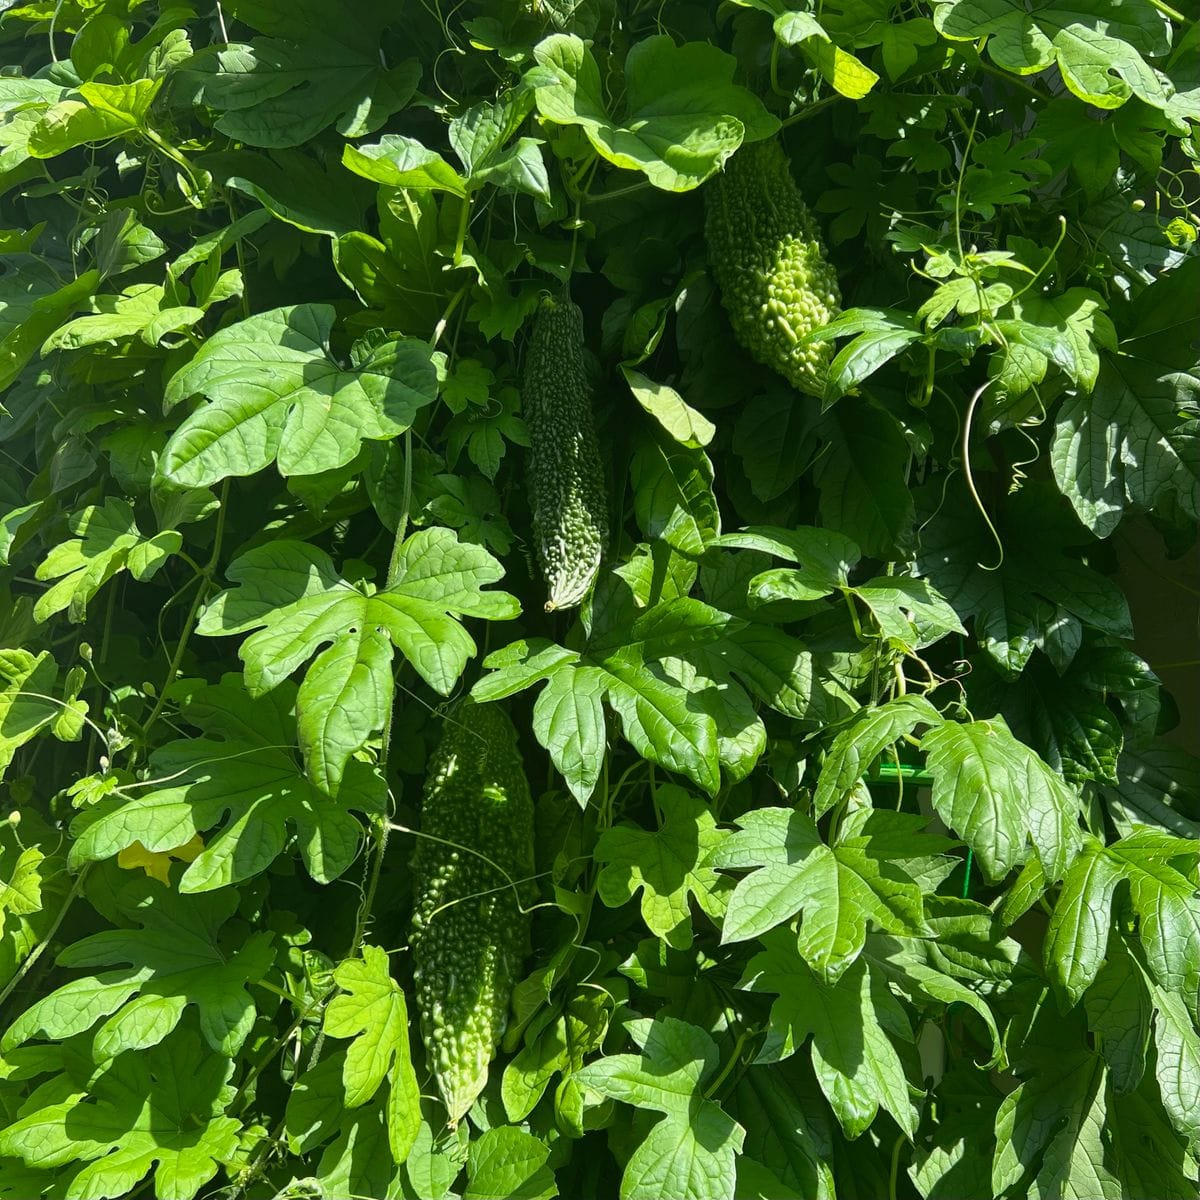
[410,699,534,1125]
[704,138,842,398]
[523,296,608,611]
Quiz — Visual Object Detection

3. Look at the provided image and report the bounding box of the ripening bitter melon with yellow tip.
[704,138,842,398]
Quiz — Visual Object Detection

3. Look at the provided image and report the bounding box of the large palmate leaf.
[69,677,384,891]
[528,34,777,191]
[473,598,742,800]
[916,482,1132,674]
[323,946,421,1162]
[931,0,1172,111]
[197,529,519,792]
[740,932,918,1139]
[1048,824,1200,1020]
[159,304,439,487]
[1101,746,1200,839]
[923,716,1081,884]
[0,1031,241,1200]
[993,1005,1196,1199]
[183,0,420,148]
[1052,356,1199,537]
[574,1017,745,1200]
[710,807,945,981]
[814,399,916,558]
[734,1061,835,1200]
[595,785,725,950]
[2,878,273,1058]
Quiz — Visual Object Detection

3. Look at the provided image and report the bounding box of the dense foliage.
[0,2,1198,1198]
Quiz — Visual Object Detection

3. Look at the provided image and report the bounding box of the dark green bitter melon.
[410,699,535,1125]
[523,295,608,612]
[704,138,842,398]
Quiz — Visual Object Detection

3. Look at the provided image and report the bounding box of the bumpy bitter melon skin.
[704,138,842,398]
[410,700,535,1125]
[523,296,608,612]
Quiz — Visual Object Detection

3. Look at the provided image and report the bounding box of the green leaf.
[596,785,724,949]
[813,696,942,818]
[1101,746,1200,839]
[28,79,161,156]
[69,677,384,891]
[2,880,274,1058]
[992,1021,1119,1198]
[1110,830,1200,1023]
[197,529,518,793]
[531,663,606,806]
[711,525,860,592]
[771,11,880,99]
[852,576,966,648]
[0,260,98,392]
[0,649,87,781]
[466,1127,557,1200]
[0,845,42,938]
[574,1016,745,1200]
[631,427,720,556]
[824,327,922,404]
[476,628,724,800]
[313,1095,399,1200]
[33,497,180,623]
[1150,984,1200,1155]
[597,656,722,796]
[864,932,1002,1066]
[184,0,420,147]
[998,288,1116,392]
[1051,357,1199,536]
[0,1031,241,1200]
[931,0,1171,110]
[740,933,918,1139]
[529,34,778,191]
[324,947,420,1158]
[1044,837,1123,1006]
[916,483,1133,674]
[622,367,715,449]
[1085,932,1151,1091]
[343,135,469,196]
[733,1062,834,1200]
[211,147,371,237]
[923,717,1081,883]
[160,304,439,487]
[450,91,550,202]
[711,806,936,980]
[814,400,915,558]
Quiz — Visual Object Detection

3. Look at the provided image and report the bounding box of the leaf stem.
[1146,0,1186,20]
[703,1026,754,1099]
[780,95,838,128]
[888,1133,904,1200]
